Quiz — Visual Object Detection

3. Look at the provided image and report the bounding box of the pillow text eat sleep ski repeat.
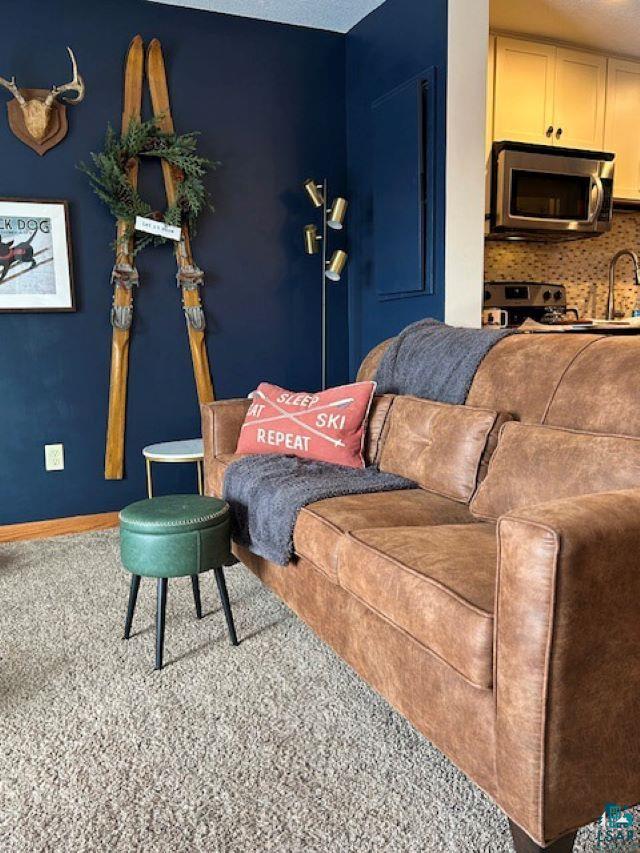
[235,381,376,469]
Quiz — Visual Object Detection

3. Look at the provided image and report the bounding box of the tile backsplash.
[484,211,640,319]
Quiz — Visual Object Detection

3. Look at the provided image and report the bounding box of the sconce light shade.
[325,249,348,282]
[303,224,319,254]
[304,178,325,208]
[327,197,348,230]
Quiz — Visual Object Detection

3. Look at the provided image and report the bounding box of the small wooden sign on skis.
[135,216,181,242]
[97,36,215,480]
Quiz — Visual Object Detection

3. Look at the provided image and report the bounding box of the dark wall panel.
[346,0,448,373]
[373,68,436,299]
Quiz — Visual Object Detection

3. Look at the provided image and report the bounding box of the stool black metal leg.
[124,575,141,640]
[155,578,168,671]
[191,574,203,620]
[214,566,238,646]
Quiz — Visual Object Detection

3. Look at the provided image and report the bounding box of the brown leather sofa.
[202,333,640,852]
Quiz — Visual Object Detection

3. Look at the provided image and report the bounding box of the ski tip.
[146,38,163,70]
[127,34,144,52]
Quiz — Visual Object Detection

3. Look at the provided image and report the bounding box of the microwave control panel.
[599,178,614,222]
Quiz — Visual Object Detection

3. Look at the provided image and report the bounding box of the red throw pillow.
[236,381,376,469]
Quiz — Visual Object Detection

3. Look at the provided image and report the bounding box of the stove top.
[484,281,568,327]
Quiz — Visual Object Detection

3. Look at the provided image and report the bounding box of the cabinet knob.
[546,125,554,137]
[556,127,563,139]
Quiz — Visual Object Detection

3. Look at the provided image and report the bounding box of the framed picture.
[0,198,75,312]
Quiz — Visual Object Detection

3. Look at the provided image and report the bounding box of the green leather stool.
[119,494,238,671]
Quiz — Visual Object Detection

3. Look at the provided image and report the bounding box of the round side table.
[142,439,204,499]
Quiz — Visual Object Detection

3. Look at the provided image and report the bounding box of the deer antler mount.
[0,47,85,155]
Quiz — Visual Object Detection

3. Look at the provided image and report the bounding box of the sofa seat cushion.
[338,525,497,687]
[294,490,475,582]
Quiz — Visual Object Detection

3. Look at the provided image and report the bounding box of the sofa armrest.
[201,398,250,459]
[495,489,640,847]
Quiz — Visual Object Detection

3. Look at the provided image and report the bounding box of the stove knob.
[543,290,552,301]
[554,290,563,301]
[484,290,491,302]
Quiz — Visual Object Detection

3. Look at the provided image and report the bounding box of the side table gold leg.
[146,458,153,499]
[197,460,203,495]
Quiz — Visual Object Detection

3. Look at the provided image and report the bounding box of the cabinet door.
[494,37,555,144]
[605,57,640,200]
[554,48,606,149]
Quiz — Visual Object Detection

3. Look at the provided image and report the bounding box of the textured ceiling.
[147,0,386,32]
[491,0,640,58]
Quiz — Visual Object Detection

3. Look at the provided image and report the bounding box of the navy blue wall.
[0,0,347,524]
[345,0,448,374]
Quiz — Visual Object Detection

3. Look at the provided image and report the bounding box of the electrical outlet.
[45,443,65,471]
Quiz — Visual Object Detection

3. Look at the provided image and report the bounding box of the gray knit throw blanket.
[375,317,514,403]
[223,454,413,566]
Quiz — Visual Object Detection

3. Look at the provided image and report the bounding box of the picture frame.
[0,198,75,312]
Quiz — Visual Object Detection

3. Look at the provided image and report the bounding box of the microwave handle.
[587,175,604,224]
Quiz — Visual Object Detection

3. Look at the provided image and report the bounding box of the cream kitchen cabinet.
[604,58,640,201]
[553,48,606,149]
[493,37,606,151]
[493,37,556,145]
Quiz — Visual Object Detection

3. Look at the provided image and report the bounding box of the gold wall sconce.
[327,197,348,230]
[302,178,349,389]
[303,178,325,208]
[326,249,348,282]
[304,224,319,255]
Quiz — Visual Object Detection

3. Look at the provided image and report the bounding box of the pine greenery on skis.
[79,117,218,254]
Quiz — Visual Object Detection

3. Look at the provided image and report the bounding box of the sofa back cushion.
[378,396,507,503]
[471,421,640,520]
[363,394,395,466]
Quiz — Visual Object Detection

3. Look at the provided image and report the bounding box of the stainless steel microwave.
[488,141,615,241]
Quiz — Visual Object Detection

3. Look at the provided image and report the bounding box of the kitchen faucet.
[607,249,640,320]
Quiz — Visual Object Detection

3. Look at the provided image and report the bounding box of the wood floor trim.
[0,512,119,543]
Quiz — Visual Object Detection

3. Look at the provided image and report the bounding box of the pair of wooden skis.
[104,35,214,480]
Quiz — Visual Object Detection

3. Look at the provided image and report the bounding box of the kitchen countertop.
[518,318,640,334]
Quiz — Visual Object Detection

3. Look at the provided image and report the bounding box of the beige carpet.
[0,530,635,852]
